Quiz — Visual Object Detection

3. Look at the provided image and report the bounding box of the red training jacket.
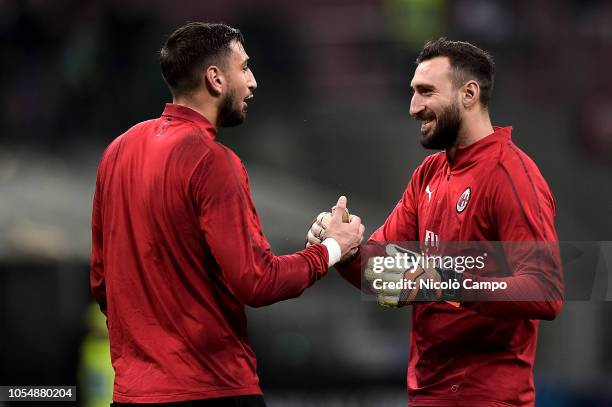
[90,104,329,403]
[337,126,563,407]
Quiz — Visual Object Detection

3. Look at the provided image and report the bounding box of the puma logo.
[425,185,433,203]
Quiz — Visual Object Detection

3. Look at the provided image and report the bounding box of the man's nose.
[409,95,424,117]
[248,71,257,92]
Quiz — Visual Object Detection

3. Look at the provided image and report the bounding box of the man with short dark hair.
[308,38,563,406]
[91,22,364,406]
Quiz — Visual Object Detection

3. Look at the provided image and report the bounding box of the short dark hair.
[160,22,245,96]
[416,38,495,108]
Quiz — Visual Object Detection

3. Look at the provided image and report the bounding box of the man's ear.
[204,65,224,96]
[462,80,480,109]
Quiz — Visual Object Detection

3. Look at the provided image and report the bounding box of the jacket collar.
[161,103,217,139]
[446,126,512,170]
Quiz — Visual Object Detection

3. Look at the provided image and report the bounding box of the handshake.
[304,196,365,264]
[305,197,462,308]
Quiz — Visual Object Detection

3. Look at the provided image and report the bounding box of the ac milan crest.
[456,187,471,213]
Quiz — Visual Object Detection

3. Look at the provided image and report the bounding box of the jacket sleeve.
[191,146,329,308]
[335,164,421,290]
[90,168,107,317]
[462,157,564,320]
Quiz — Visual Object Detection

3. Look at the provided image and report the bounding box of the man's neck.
[446,112,494,161]
[173,92,218,128]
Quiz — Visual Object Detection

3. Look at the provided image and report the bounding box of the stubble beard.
[218,88,246,128]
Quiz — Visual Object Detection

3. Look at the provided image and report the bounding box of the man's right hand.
[306,196,364,262]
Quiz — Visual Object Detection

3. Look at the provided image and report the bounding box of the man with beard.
[91,22,364,407]
[307,38,563,406]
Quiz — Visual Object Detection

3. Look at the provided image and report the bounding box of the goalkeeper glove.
[364,244,463,307]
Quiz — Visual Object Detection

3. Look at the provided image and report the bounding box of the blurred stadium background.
[1,0,612,406]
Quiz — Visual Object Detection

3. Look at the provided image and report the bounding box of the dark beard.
[218,90,246,128]
[420,102,462,150]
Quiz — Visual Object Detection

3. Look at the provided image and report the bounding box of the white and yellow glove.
[364,244,463,307]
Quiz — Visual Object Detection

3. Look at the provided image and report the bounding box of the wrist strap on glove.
[437,267,464,302]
